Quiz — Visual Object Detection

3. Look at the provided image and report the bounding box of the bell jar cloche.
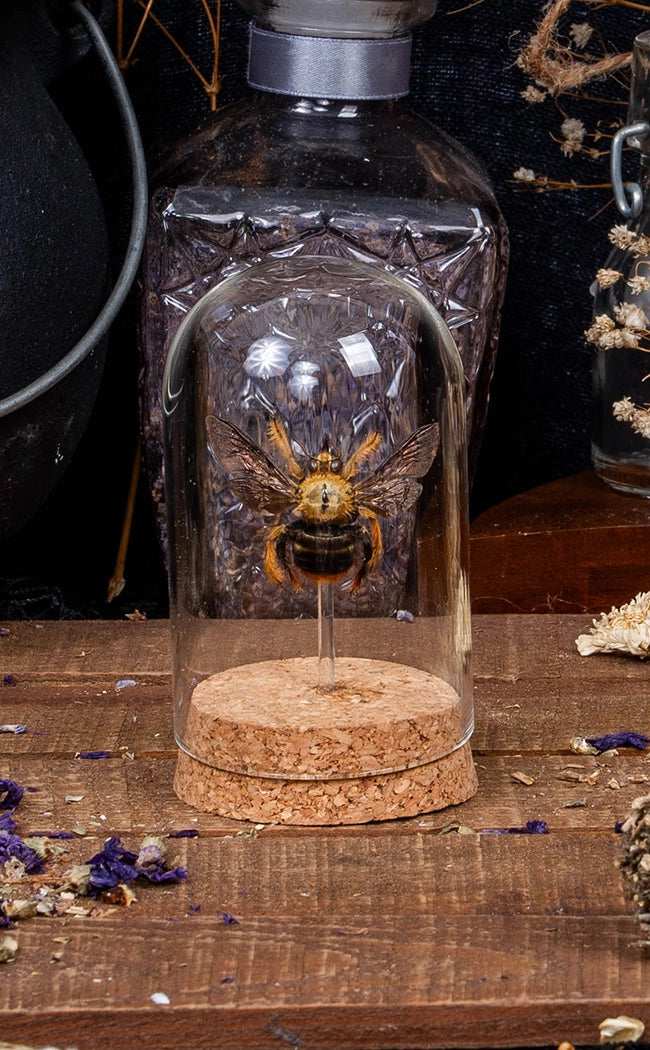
[163,255,477,825]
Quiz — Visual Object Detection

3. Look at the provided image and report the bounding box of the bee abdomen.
[291,525,356,580]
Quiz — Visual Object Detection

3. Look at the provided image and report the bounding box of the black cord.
[0,0,148,419]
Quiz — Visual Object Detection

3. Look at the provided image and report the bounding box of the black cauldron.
[0,1,144,539]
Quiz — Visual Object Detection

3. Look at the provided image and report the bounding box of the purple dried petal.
[220,976,235,984]
[167,829,199,838]
[0,811,17,833]
[75,750,110,760]
[0,724,26,734]
[217,911,240,926]
[87,837,187,894]
[0,779,24,811]
[0,831,46,873]
[2,674,16,686]
[87,836,139,894]
[31,831,74,840]
[585,732,649,753]
[141,865,187,884]
[0,628,10,637]
[482,820,548,835]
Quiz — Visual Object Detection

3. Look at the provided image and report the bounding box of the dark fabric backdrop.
[0,0,646,618]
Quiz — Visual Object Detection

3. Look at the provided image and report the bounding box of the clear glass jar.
[140,0,508,545]
[164,255,476,825]
[591,30,650,496]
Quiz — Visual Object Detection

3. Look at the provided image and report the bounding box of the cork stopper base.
[173,656,477,825]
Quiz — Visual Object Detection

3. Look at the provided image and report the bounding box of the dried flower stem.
[118,0,223,110]
[517,0,632,95]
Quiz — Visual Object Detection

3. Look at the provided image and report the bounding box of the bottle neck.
[247,24,412,101]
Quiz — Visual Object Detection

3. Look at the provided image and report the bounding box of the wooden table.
[0,616,649,1049]
[470,471,650,614]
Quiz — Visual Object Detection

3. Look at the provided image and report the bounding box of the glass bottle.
[591,30,650,496]
[164,255,476,824]
[140,0,509,543]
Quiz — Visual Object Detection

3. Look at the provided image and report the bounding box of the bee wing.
[356,423,440,517]
[206,415,298,513]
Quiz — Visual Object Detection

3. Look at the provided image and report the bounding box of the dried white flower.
[599,1016,645,1043]
[521,85,547,103]
[570,22,594,49]
[585,315,615,343]
[513,166,536,182]
[0,934,18,963]
[613,397,650,438]
[595,268,622,289]
[615,302,648,330]
[560,117,586,154]
[627,273,650,294]
[609,225,641,251]
[576,592,650,657]
[585,313,641,349]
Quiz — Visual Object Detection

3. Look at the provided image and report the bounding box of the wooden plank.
[1,754,645,836]
[0,915,647,1049]
[1,675,648,757]
[470,470,650,615]
[1,614,636,682]
[0,831,632,920]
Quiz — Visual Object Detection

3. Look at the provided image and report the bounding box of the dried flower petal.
[569,736,599,755]
[613,398,650,439]
[599,1015,645,1043]
[609,225,641,251]
[615,302,648,330]
[115,679,137,691]
[0,724,26,734]
[570,22,594,49]
[0,779,24,811]
[627,273,650,294]
[0,934,18,962]
[520,86,547,103]
[217,910,240,925]
[586,732,649,753]
[595,268,623,289]
[75,750,110,760]
[560,117,586,154]
[86,836,186,896]
[577,592,650,657]
[482,820,548,835]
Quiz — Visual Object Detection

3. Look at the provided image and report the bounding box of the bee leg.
[265,525,302,590]
[350,511,383,592]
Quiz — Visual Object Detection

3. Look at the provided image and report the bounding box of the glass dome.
[163,255,476,824]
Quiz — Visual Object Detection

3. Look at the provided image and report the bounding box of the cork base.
[181,656,465,779]
[173,655,476,825]
[173,740,477,825]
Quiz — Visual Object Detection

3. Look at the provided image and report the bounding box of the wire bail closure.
[611,120,650,220]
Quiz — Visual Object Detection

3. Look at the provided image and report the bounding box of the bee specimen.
[207,415,439,592]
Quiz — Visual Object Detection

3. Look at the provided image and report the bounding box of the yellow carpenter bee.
[207,415,439,592]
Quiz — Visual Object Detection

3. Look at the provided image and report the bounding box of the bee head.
[308,438,342,475]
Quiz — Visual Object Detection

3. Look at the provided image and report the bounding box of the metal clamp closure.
[611,121,650,219]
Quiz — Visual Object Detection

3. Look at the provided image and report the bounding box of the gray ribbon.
[248,25,412,100]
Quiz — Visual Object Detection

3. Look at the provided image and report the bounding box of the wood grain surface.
[0,615,648,1050]
[470,471,650,614]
